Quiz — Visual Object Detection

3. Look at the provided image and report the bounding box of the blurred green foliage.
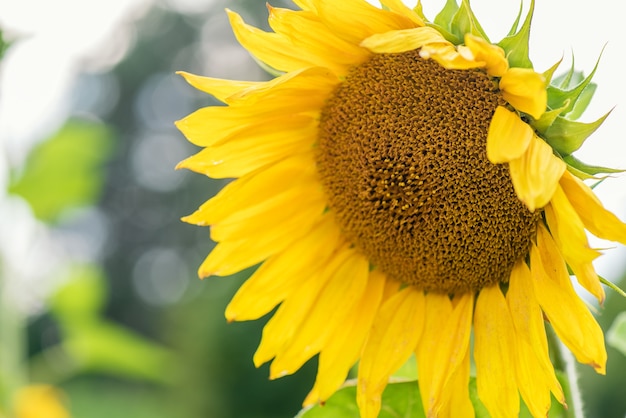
[9,119,113,223]
[608,312,626,356]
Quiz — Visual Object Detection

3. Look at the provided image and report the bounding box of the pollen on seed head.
[315,50,539,294]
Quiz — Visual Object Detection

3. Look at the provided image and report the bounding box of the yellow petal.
[293,0,315,11]
[379,0,425,25]
[184,154,318,226]
[499,68,547,119]
[314,0,416,46]
[197,205,320,278]
[416,292,473,417]
[225,214,342,321]
[209,182,325,242]
[357,287,425,418]
[177,116,317,179]
[508,135,566,211]
[544,190,604,302]
[560,170,626,245]
[474,285,519,418]
[486,106,533,164]
[507,261,565,413]
[438,347,473,418]
[176,71,260,103]
[267,6,370,74]
[360,27,446,53]
[227,9,329,73]
[531,224,607,374]
[176,102,317,148]
[545,184,601,262]
[227,66,338,107]
[464,34,508,77]
[507,260,565,405]
[420,42,483,70]
[416,293,452,415]
[304,270,386,406]
[513,337,553,417]
[269,250,369,378]
[253,246,353,367]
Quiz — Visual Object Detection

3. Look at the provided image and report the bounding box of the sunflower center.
[315,51,539,294]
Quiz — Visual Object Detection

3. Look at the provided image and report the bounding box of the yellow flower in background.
[176,1,625,417]
[13,385,70,418]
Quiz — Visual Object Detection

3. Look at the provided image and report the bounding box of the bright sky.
[0,0,625,283]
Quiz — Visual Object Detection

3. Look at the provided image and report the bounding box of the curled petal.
[500,68,547,119]
[360,27,446,53]
[487,106,533,163]
[508,135,566,211]
[464,34,508,77]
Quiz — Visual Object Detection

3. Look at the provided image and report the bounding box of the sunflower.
[176,1,626,417]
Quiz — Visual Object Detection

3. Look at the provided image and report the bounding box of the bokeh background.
[0,0,625,417]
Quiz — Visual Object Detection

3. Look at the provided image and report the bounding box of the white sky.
[0,0,625,283]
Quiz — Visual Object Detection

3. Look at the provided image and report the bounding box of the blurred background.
[0,0,624,417]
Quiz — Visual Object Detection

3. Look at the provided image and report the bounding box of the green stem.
[557,340,585,418]
[549,329,585,418]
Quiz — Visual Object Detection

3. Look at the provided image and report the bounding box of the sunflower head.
[177,1,625,417]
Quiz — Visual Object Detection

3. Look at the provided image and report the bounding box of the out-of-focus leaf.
[50,264,107,325]
[8,119,113,223]
[296,379,425,418]
[607,312,626,356]
[64,378,171,418]
[297,375,569,417]
[0,30,9,60]
[63,322,177,385]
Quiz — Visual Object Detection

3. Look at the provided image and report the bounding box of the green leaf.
[563,155,623,179]
[297,375,570,418]
[607,312,626,356]
[543,110,611,156]
[63,321,177,385]
[8,119,113,223]
[0,30,10,61]
[497,0,534,68]
[50,264,107,325]
[296,379,426,418]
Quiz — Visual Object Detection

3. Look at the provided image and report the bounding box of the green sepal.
[563,154,623,180]
[552,53,577,88]
[413,1,427,21]
[566,82,597,120]
[497,0,535,69]
[450,0,490,43]
[433,0,460,31]
[532,103,568,134]
[543,110,612,156]
[543,57,564,87]
[547,48,603,115]
[423,0,463,45]
[506,1,523,36]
